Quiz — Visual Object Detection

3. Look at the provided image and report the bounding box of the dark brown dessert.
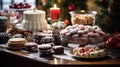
[41,36,54,44]
[52,46,64,54]
[0,16,8,32]
[25,42,38,52]
[38,44,53,57]
[0,32,9,44]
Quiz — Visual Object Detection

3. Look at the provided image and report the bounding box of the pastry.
[41,36,54,44]
[72,45,106,58]
[60,24,106,45]
[52,21,66,45]
[51,21,66,29]
[8,26,32,37]
[52,46,64,54]
[7,38,27,49]
[25,42,38,52]
[38,44,53,56]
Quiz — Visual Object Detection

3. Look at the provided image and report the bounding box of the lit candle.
[50,4,60,20]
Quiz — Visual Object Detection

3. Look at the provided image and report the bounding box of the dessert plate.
[70,50,108,61]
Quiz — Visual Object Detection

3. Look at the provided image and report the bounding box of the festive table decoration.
[60,24,106,46]
[51,21,66,45]
[105,32,120,49]
[9,2,31,9]
[69,10,97,25]
[50,4,60,20]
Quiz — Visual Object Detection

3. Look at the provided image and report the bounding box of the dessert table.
[0,44,120,67]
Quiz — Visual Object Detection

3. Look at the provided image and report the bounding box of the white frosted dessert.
[22,10,48,31]
[72,45,106,58]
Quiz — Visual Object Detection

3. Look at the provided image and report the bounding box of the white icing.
[22,10,48,31]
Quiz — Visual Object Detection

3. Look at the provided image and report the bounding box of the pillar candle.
[50,4,60,20]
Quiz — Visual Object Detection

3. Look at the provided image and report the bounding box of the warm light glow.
[50,4,60,20]
[54,58,58,64]
[92,11,97,15]
[81,10,85,13]
[53,4,57,8]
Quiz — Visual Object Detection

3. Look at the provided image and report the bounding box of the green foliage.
[42,0,87,25]
[94,0,111,33]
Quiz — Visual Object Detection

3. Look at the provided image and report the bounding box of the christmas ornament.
[64,19,69,26]
[105,33,120,49]
[68,4,74,11]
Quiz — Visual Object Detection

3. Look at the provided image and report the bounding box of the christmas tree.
[95,0,120,34]
[40,0,88,25]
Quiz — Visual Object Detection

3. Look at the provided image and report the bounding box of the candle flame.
[53,4,57,8]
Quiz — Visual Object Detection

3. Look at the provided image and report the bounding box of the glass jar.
[69,10,97,25]
[0,16,8,32]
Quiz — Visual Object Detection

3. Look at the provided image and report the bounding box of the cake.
[52,21,66,45]
[38,44,53,56]
[33,33,44,44]
[51,21,66,29]
[52,46,64,54]
[33,32,52,44]
[7,38,27,49]
[60,24,106,45]
[25,42,38,52]
[41,36,54,44]
[22,9,48,31]
[72,45,106,58]
[0,32,9,44]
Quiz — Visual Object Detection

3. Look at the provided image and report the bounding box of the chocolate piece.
[25,42,38,52]
[52,46,64,54]
[41,36,54,44]
[38,44,53,55]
